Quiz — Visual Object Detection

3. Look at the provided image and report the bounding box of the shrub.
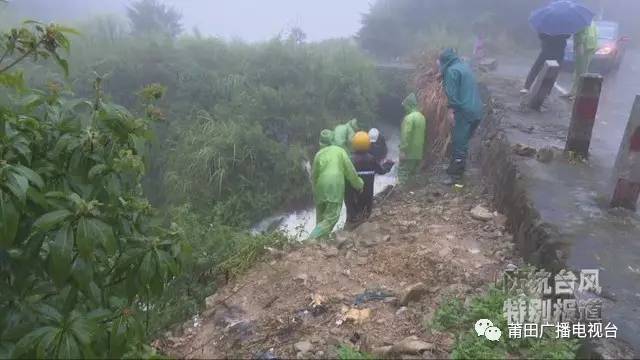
[164,114,310,226]
[0,22,184,358]
[149,205,289,334]
[429,283,580,359]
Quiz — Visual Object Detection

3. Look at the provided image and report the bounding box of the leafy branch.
[0,21,78,78]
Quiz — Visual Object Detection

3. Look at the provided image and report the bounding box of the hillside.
[157,168,517,359]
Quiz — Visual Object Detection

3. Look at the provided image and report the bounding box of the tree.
[287,27,307,44]
[93,14,129,43]
[357,0,435,60]
[126,0,183,39]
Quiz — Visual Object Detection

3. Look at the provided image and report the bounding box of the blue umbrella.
[529,0,595,35]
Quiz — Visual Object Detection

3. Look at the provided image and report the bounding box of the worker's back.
[440,49,485,120]
[575,23,598,52]
[312,145,350,203]
[401,111,427,160]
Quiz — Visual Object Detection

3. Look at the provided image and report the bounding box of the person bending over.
[345,131,394,226]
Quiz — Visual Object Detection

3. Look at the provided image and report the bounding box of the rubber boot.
[446,158,465,176]
[444,159,465,185]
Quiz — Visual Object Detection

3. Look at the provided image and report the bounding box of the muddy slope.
[158,170,515,359]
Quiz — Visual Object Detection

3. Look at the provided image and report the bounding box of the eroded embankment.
[473,78,637,358]
[473,99,565,271]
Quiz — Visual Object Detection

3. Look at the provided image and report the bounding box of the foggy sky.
[167,0,371,41]
[6,0,373,41]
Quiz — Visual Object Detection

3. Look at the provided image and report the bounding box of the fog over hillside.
[4,0,372,41]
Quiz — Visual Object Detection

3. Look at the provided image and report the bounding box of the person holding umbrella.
[521,0,595,94]
[521,33,571,94]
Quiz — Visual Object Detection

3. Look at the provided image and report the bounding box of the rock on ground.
[513,143,537,157]
[478,58,499,72]
[536,146,555,163]
[470,205,494,221]
[293,341,313,354]
[399,282,429,306]
[391,336,434,355]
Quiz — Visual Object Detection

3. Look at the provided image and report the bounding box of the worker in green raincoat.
[398,93,427,184]
[439,48,485,184]
[333,118,359,151]
[308,129,364,240]
[571,23,598,96]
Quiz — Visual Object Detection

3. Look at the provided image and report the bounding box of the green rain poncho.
[398,94,427,184]
[333,119,359,151]
[440,48,484,121]
[440,49,484,163]
[575,23,598,54]
[400,94,427,160]
[573,23,598,94]
[308,129,364,240]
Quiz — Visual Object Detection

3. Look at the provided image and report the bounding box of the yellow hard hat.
[352,131,370,151]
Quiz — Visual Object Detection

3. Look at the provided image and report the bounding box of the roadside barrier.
[528,60,560,111]
[610,95,640,210]
[565,73,603,158]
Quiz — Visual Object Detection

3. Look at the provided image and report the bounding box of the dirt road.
[157,169,515,359]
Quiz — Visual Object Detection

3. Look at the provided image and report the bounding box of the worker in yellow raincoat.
[571,22,598,96]
[398,93,427,184]
[308,129,364,240]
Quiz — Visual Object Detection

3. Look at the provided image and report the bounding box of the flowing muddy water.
[253,123,401,239]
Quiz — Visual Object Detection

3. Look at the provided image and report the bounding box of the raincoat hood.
[319,129,334,147]
[402,93,419,114]
[347,118,359,131]
[439,48,459,73]
[368,128,380,143]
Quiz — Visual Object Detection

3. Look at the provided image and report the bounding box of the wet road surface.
[496,51,640,351]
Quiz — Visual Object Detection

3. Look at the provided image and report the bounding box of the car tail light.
[596,46,613,55]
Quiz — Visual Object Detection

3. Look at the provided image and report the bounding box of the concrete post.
[527,60,560,111]
[565,73,603,158]
[610,95,640,210]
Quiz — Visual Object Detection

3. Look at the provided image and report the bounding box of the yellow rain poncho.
[398,94,426,183]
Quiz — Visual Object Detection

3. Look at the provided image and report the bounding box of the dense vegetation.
[0,1,384,356]
[0,22,186,358]
[1,1,588,358]
[62,30,381,226]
